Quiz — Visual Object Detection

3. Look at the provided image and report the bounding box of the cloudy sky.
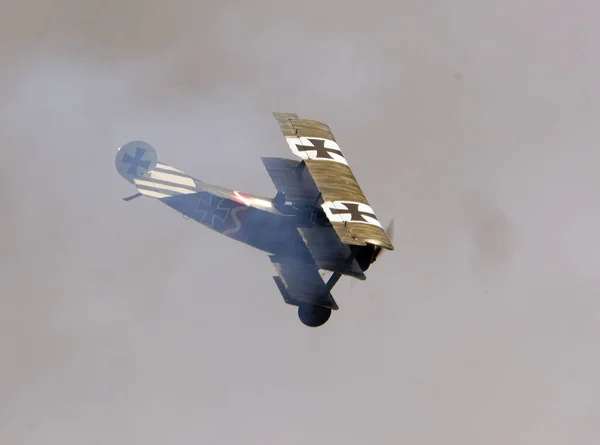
[1,0,599,443]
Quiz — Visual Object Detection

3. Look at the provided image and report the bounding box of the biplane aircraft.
[115,113,394,327]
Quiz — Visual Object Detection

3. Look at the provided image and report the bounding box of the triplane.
[115,113,394,327]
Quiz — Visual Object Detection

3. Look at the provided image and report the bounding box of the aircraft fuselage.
[160,191,315,261]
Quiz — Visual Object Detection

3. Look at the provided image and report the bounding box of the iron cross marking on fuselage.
[294,138,343,160]
[194,192,231,229]
[122,146,150,175]
[329,203,376,223]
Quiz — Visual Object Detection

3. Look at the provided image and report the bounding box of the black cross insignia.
[328,203,377,223]
[195,192,231,228]
[122,146,150,175]
[294,138,343,161]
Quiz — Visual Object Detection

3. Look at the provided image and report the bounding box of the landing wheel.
[298,304,332,327]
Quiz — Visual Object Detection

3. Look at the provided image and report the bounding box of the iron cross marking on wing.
[294,138,343,160]
[329,203,376,223]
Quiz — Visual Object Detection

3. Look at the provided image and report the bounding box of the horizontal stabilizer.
[132,164,199,199]
[115,140,201,199]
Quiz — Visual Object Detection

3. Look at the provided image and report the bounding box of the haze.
[1,1,599,443]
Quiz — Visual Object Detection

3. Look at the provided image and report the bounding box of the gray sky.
[1,0,599,443]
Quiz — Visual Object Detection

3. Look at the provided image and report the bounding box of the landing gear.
[297,304,332,327]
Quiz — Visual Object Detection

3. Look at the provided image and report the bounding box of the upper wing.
[273,112,394,251]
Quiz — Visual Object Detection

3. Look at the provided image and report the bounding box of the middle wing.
[272,112,394,252]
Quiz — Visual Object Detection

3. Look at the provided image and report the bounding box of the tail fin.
[115,141,200,199]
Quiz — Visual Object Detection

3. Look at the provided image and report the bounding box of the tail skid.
[123,192,142,201]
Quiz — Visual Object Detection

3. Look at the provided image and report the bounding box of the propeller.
[372,218,395,263]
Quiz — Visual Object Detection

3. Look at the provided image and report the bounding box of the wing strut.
[325,272,342,292]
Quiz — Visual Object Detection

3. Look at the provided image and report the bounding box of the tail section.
[115,141,200,199]
[115,140,279,214]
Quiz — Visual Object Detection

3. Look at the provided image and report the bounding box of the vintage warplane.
[115,113,394,327]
